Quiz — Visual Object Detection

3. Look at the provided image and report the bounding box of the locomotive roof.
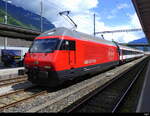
[38,27,143,53]
[39,27,116,47]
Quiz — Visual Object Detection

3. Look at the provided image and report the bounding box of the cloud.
[102,13,145,43]
[106,3,129,20]
[129,13,142,28]
[106,9,118,19]
[117,3,129,10]
[55,0,98,13]
[94,12,144,43]
[10,0,99,26]
[10,0,144,43]
[107,15,115,19]
[103,31,142,43]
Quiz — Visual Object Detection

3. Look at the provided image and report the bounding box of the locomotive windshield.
[29,38,60,53]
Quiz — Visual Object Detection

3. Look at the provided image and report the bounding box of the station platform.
[136,60,150,112]
[0,67,24,80]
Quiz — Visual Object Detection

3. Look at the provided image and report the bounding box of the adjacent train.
[0,46,29,67]
[24,27,144,87]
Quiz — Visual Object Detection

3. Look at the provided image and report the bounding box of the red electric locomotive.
[24,27,137,87]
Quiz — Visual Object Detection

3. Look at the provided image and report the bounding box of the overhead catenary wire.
[95,28,142,34]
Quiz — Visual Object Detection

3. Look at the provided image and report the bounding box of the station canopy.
[132,0,150,43]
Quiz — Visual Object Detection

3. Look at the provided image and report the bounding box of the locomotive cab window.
[29,38,60,53]
[60,40,76,50]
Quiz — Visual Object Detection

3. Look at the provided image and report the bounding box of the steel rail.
[0,75,27,83]
[0,86,47,110]
[0,76,28,87]
[0,85,36,98]
[111,61,147,112]
[0,88,26,98]
[0,79,27,87]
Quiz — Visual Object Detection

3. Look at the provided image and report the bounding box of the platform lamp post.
[3,0,12,49]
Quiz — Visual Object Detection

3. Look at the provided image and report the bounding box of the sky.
[9,0,145,43]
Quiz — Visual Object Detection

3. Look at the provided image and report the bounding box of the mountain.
[128,37,150,51]
[0,0,55,31]
[129,37,148,44]
[0,8,30,28]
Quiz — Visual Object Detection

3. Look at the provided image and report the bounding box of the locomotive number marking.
[84,59,96,64]
[108,48,114,60]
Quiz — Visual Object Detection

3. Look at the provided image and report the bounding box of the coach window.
[122,50,125,55]
[123,50,128,55]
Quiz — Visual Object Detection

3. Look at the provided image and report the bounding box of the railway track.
[61,57,149,112]
[0,86,47,110]
[0,76,28,88]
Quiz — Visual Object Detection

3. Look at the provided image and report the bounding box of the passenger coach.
[118,45,144,62]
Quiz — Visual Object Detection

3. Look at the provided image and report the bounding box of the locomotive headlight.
[44,66,51,69]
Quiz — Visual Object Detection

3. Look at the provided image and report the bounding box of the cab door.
[60,40,76,69]
[60,40,76,80]
[68,40,76,68]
